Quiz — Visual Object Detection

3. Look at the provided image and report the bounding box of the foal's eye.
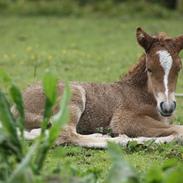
[147,68,152,73]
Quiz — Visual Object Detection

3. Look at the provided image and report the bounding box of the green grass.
[1,15,183,182]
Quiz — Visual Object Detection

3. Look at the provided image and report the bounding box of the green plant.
[0,70,70,182]
[105,143,183,183]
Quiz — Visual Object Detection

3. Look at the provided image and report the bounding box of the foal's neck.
[117,54,156,107]
[120,54,148,88]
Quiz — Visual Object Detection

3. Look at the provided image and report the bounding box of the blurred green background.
[0,0,183,17]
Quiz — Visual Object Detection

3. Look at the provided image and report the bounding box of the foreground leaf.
[43,72,58,119]
[34,81,70,173]
[49,83,70,144]
[0,90,22,158]
[8,142,39,183]
[10,84,25,137]
[0,69,11,84]
[106,143,138,183]
[41,72,58,133]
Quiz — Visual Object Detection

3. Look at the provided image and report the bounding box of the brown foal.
[12,28,183,148]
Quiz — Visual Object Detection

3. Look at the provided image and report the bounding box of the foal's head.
[136,27,183,117]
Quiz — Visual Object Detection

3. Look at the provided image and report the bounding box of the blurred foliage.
[177,0,183,12]
[0,71,71,182]
[0,0,182,18]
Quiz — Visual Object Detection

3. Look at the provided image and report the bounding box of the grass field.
[1,15,183,182]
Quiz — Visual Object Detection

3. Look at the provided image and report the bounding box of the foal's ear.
[136,27,154,52]
[173,35,183,53]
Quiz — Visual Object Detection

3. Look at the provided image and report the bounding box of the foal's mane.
[155,32,171,41]
[121,54,147,87]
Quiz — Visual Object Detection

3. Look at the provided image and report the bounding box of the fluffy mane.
[120,54,147,87]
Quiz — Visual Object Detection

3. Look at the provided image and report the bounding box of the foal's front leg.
[110,109,183,139]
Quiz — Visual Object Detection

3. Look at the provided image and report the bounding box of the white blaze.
[157,50,173,98]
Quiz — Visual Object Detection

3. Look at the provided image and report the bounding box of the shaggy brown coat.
[12,28,183,148]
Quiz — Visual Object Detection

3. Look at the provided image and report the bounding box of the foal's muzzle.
[160,101,176,117]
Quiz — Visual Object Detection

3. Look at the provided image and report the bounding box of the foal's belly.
[76,97,115,134]
[76,107,112,134]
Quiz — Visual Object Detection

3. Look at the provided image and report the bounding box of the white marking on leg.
[64,134,178,148]
[131,135,175,144]
[157,50,173,98]
[24,128,41,140]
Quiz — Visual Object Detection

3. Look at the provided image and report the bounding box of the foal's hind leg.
[11,105,43,129]
[12,84,87,140]
[24,112,44,129]
[55,86,129,148]
[54,85,87,144]
[53,86,111,147]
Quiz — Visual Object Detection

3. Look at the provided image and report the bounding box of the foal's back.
[21,81,124,130]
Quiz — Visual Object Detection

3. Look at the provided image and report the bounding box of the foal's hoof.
[55,137,68,146]
[174,135,183,144]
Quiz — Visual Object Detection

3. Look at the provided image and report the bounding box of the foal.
[12,28,183,148]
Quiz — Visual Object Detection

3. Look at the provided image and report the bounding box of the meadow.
[1,14,183,182]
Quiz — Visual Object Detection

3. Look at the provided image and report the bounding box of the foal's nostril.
[160,102,164,111]
[160,101,176,115]
[173,101,176,110]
